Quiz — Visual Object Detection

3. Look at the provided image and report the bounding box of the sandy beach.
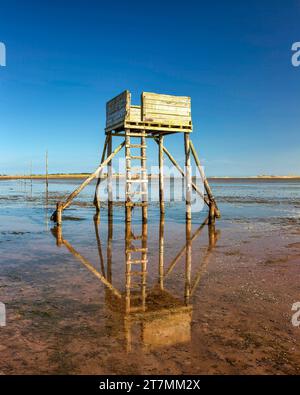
[0,178,299,374]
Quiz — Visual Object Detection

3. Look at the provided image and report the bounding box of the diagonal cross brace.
[153,138,210,207]
[51,140,125,222]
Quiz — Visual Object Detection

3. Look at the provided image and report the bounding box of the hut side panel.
[142,92,191,126]
[106,90,130,129]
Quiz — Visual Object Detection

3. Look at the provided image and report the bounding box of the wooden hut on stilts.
[51,90,220,227]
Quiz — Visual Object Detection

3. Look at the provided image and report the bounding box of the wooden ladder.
[124,129,148,313]
[125,219,148,314]
[125,130,148,222]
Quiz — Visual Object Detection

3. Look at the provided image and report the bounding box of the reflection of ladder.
[125,130,148,222]
[125,214,148,314]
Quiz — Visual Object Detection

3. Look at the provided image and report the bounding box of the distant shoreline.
[1,174,300,181]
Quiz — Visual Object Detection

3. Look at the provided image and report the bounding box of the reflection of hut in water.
[51,208,219,352]
[105,285,192,351]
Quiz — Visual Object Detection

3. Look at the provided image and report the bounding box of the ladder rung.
[129,234,145,239]
[127,283,146,289]
[128,167,147,171]
[129,174,147,178]
[125,144,147,148]
[125,202,148,207]
[126,247,148,253]
[127,259,148,264]
[126,271,147,276]
[126,133,147,137]
[127,156,145,160]
[127,179,148,183]
[128,306,146,312]
[126,190,148,195]
[129,294,143,300]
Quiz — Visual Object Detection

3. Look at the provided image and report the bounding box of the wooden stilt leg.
[159,213,165,290]
[159,135,165,215]
[50,141,125,221]
[190,140,221,219]
[141,133,148,222]
[125,130,132,223]
[107,207,113,283]
[153,138,210,207]
[56,202,63,226]
[209,202,216,225]
[184,133,192,221]
[93,135,109,212]
[107,133,113,221]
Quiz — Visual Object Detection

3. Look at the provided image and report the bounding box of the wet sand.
[0,179,300,374]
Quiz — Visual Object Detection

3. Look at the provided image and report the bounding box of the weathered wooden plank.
[106,90,130,128]
[129,105,141,122]
[142,92,190,103]
[123,122,192,133]
[141,104,191,115]
[142,92,191,125]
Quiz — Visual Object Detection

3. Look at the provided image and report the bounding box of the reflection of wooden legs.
[107,204,113,283]
[52,225,63,247]
[125,221,132,313]
[208,223,216,248]
[184,133,192,221]
[141,218,148,312]
[185,220,192,304]
[124,318,132,353]
[93,213,106,276]
[50,224,121,297]
[209,202,216,225]
[125,206,148,314]
[189,222,220,296]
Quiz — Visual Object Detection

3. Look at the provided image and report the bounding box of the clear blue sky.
[0,0,299,176]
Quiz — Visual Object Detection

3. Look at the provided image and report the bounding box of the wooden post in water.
[50,141,125,223]
[141,132,148,222]
[107,132,113,221]
[125,129,132,223]
[45,150,48,191]
[158,135,165,215]
[190,140,221,219]
[94,135,109,213]
[153,139,209,207]
[56,202,63,226]
[184,133,192,221]
[107,205,113,283]
[159,213,165,290]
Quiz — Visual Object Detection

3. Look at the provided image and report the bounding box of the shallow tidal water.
[0,179,300,374]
